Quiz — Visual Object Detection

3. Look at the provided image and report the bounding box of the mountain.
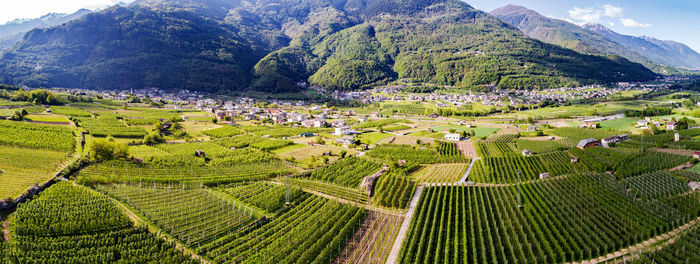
[0,0,656,93]
[583,23,700,69]
[0,9,93,50]
[492,5,700,72]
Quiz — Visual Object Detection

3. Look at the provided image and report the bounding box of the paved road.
[457,158,479,184]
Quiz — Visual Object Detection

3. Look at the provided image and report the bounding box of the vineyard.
[373,165,418,209]
[215,181,310,215]
[309,157,383,188]
[334,212,404,264]
[485,133,517,143]
[0,145,70,198]
[4,182,195,263]
[631,225,700,263]
[49,105,92,117]
[354,119,410,130]
[398,173,698,264]
[286,177,369,204]
[77,160,286,185]
[367,144,466,164]
[213,134,292,151]
[614,151,691,179]
[469,156,548,183]
[198,195,366,264]
[97,183,259,248]
[412,163,469,183]
[514,138,576,154]
[622,171,691,199]
[0,120,75,152]
[76,114,146,138]
[475,142,518,157]
[202,125,244,138]
[550,127,620,140]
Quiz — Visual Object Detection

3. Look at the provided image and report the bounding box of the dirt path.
[568,216,700,264]
[385,185,424,264]
[1,217,10,242]
[651,147,696,157]
[457,158,478,183]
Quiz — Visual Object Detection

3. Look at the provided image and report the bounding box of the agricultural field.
[469,156,548,183]
[76,114,147,138]
[97,184,259,248]
[4,182,196,263]
[631,226,700,264]
[0,146,70,199]
[411,163,468,183]
[0,120,75,152]
[598,117,639,131]
[309,157,383,188]
[334,212,404,264]
[367,144,466,164]
[356,132,393,145]
[398,173,697,264]
[215,181,310,215]
[431,125,500,138]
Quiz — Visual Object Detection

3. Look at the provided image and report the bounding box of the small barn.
[521,149,533,157]
[577,138,600,149]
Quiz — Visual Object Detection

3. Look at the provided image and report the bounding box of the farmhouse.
[577,138,600,149]
[521,149,533,157]
[336,135,355,145]
[539,173,550,179]
[335,126,352,136]
[601,134,629,147]
[693,151,700,159]
[689,181,700,191]
[637,120,648,127]
[444,133,461,141]
[667,121,677,130]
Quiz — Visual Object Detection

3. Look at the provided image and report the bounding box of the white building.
[444,133,461,141]
[335,126,352,136]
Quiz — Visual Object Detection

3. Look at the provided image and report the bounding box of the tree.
[340,150,347,158]
[88,137,128,161]
[143,132,164,145]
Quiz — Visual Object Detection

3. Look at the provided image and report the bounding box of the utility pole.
[517,169,523,208]
[285,163,290,207]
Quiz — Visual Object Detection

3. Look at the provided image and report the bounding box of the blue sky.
[466,0,700,52]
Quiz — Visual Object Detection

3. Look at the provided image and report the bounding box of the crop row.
[398,173,697,263]
[97,183,257,247]
[287,177,369,204]
[0,120,75,152]
[622,171,691,200]
[76,114,146,138]
[215,181,309,215]
[199,195,366,264]
[367,144,466,164]
[412,163,469,183]
[309,156,383,188]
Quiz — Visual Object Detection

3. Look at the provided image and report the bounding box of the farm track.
[570,216,700,264]
[457,158,479,183]
[650,147,696,157]
[455,141,477,158]
[385,185,423,264]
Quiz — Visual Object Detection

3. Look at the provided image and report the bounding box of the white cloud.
[603,4,624,18]
[568,7,603,24]
[620,18,651,28]
[567,4,650,28]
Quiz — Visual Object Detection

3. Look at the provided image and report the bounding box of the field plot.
[357,132,393,145]
[514,138,576,154]
[373,169,417,209]
[412,163,468,183]
[455,141,477,157]
[537,151,590,176]
[615,151,691,179]
[384,135,435,145]
[622,171,691,199]
[598,117,639,131]
[485,133,517,143]
[213,134,292,151]
[202,125,244,138]
[550,127,620,141]
[0,145,69,198]
[287,177,369,204]
[367,144,466,164]
[76,114,146,138]
[631,224,700,264]
[77,160,286,185]
[6,182,195,263]
[97,184,258,247]
[469,156,547,183]
[334,212,404,264]
[0,120,75,152]
[398,174,697,264]
[199,195,366,264]
[215,181,310,215]
[432,125,499,138]
[475,142,518,157]
[309,157,383,188]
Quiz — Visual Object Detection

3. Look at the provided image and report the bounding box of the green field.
[597,117,639,131]
[431,125,500,138]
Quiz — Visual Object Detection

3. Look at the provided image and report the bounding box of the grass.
[598,118,639,131]
[494,100,652,119]
[128,145,171,159]
[408,130,445,139]
[271,143,309,154]
[690,163,700,174]
[276,144,355,161]
[24,114,69,123]
[431,125,500,138]
[0,145,68,199]
[356,132,393,145]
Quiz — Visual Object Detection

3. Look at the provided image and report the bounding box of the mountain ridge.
[492,5,700,71]
[0,0,656,93]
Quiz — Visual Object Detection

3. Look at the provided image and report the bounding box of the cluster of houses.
[636,118,680,130]
[577,134,630,149]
